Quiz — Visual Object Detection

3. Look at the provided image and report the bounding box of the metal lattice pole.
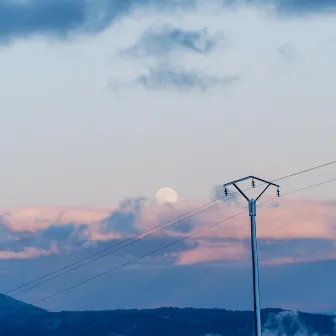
[222,176,280,336]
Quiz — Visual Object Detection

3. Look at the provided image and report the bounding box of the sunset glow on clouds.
[0,246,58,260]
[1,196,336,266]
[174,241,247,265]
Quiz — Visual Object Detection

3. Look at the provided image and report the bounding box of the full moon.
[155,187,178,204]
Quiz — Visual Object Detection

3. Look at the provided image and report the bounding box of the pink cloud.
[87,230,122,242]
[3,198,335,240]
[175,241,247,265]
[1,196,336,264]
[0,206,111,232]
[0,246,58,260]
[262,252,336,266]
[146,198,336,240]
[138,198,336,265]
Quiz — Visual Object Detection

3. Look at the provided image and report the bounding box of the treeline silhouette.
[0,305,335,336]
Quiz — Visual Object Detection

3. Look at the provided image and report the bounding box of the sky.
[1,0,336,314]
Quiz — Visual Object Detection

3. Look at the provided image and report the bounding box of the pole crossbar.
[222,176,280,336]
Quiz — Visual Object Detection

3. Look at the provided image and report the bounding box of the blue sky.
[1,0,336,314]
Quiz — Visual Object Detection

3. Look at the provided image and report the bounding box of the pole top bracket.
[223,176,280,189]
[223,176,281,202]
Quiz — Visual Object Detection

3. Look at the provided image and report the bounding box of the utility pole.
[222,176,280,336]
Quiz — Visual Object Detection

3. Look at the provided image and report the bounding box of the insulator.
[251,179,255,188]
[224,187,228,196]
[277,188,280,197]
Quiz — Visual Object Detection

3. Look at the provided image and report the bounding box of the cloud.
[257,238,336,266]
[0,222,89,259]
[2,0,335,47]
[0,222,15,243]
[0,246,58,260]
[0,0,87,43]
[0,0,199,45]
[277,42,297,61]
[99,197,146,236]
[170,217,195,234]
[175,240,247,265]
[136,63,238,91]
[123,24,224,57]
[0,197,336,266]
[1,0,336,45]
[262,253,336,266]
[0,198,147,258]
[0,206,110,231]
[35,223,89,248]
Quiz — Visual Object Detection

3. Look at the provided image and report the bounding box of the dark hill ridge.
[0,297,335,336]
[0,294,45,313]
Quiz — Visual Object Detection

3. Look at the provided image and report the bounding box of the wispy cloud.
[0,206,110,232]
[123,24,224,58]
[115,23,231,92]
[136,64,238,91]
[175,241,247,265]
[0,246,58,260]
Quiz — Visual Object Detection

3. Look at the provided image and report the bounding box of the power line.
[33,210,247,305]
[5,194,231,296]
[272,160,336,182]
[4,159,336,298]
[10,193,237,297]
[0,176,335,326]
[266,178,336,202]
[32,177,336,305]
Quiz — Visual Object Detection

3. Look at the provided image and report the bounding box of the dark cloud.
[35,223,88,249]
[136,64,238,91]
[170,218,195,234]
[152,206,200,234]
[123,24,224,57]
[0,222,88,253]
[0,222,14,243]
[0,0,197,44]
[0,221,36,252]
[0,0,87,43]
[1,0,335,45]
[0,235,34,253]
[100,197,146,236]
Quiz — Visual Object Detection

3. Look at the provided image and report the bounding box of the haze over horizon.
[1,0,336,315]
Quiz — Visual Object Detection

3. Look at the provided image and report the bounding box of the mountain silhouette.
[0,296,335,335]
[0,294,45,313]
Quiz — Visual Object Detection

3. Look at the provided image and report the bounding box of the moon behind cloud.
[155,187,178,204]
